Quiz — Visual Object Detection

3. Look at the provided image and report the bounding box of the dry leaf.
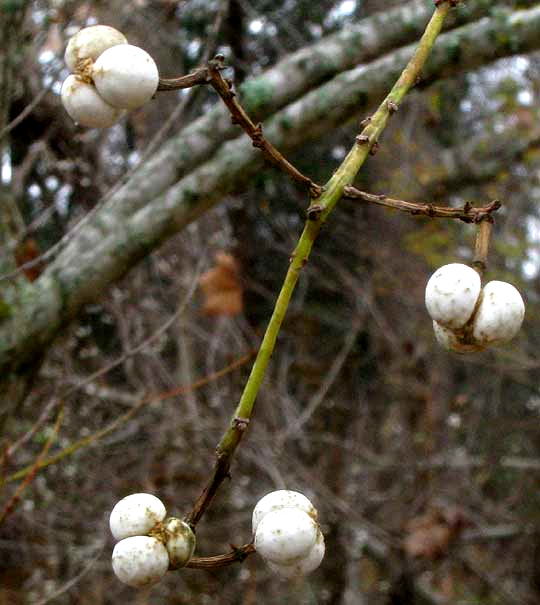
[199,252,243,316]
[403,504,466,560]
[15,238,43,282]
[403,521,451,560]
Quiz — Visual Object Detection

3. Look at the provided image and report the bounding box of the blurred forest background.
[1,0,540,603]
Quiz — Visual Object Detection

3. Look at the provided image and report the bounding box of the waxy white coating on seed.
[112,535,169,587]
[255,507,318,564]
[92,44,159,110]
[61,75,123,128]
[109,493,166,541]
[472,280,525,345]
[432,321,485,354]
[164,517,196,569]
[252,490,317,534]
[267,530,325,578]
[65,25,127,72]
[425,263,481,330]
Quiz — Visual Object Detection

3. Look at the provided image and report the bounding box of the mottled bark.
[1,5,540,382]
[64,0,528,224]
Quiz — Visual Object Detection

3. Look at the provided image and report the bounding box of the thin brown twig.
[158,55,323,197]
[186,543,255,569]
[60,250,208,400]
[0,404,64,524]
[343,186,501,223]
[1,396,58,471]
[208,56,323,197]
[0,87,49,142]
[33,543,105,605]
[157,68,214,91]
[186,410,254,526]
[5,351,254,484]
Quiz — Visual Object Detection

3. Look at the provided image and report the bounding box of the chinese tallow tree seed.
[254,507,318,565]
[109,493,166,541]
[267,530,325,578]
[65,25,127,73]
[252,490,317,534]
[472,281,525,345]
[425,263,481,330]
[112,536,169,587]
[60,75,123,128]
[92,44,159,110]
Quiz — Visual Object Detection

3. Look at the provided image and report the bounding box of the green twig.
[187,2,453,526]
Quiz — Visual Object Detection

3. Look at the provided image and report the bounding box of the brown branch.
[6,352,254,484]
[472,217,493,275]
[157,55,322,197]
[208,55,322,197]
[157,68,214,91]
[186,543,255,569]
[186,415,251,527]
[0,87,49,142]
[0,404,63,524]
[343,186,501,223]
[208,56,322,197]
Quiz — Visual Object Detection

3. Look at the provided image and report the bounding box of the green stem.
[217,219,321,453]
[317,2,451,219]
[189,2,453,525]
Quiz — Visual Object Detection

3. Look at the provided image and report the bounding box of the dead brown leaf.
[199,252,243,317]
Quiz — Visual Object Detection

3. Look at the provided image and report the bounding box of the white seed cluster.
[109,493,195,588]
[61,25,159,128]
[253,490,325,578]
[425,263,525,353]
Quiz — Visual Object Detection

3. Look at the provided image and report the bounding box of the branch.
[186,2,453,527]
[20,0,527,230]
[186,543,255,569]
[206,56,322,196]
[5,352,253,484]
[157,66,214,91]
[3,5,540,378]
[343,187,501,222]
[472,218,493,275]
[158,55,322,195]
[0,405,63,523]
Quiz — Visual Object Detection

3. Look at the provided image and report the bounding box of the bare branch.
[343,187,502,223]
[206,56,322,197]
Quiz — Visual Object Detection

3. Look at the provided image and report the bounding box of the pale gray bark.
[75,0,533,222]
[2,5,540,380]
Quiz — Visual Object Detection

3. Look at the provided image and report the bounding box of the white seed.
[472,280,525,345]
[252,490,317,534]
[61,75,123,129]
[164,517,196,569]
[267,530,325,578]
[425,263,481,330]
[112,536,169,588]
[255,508,318,565]
[92,44,159,110]
[109,493,166,541]
[432,321,485,354]
[65,25,127,72]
